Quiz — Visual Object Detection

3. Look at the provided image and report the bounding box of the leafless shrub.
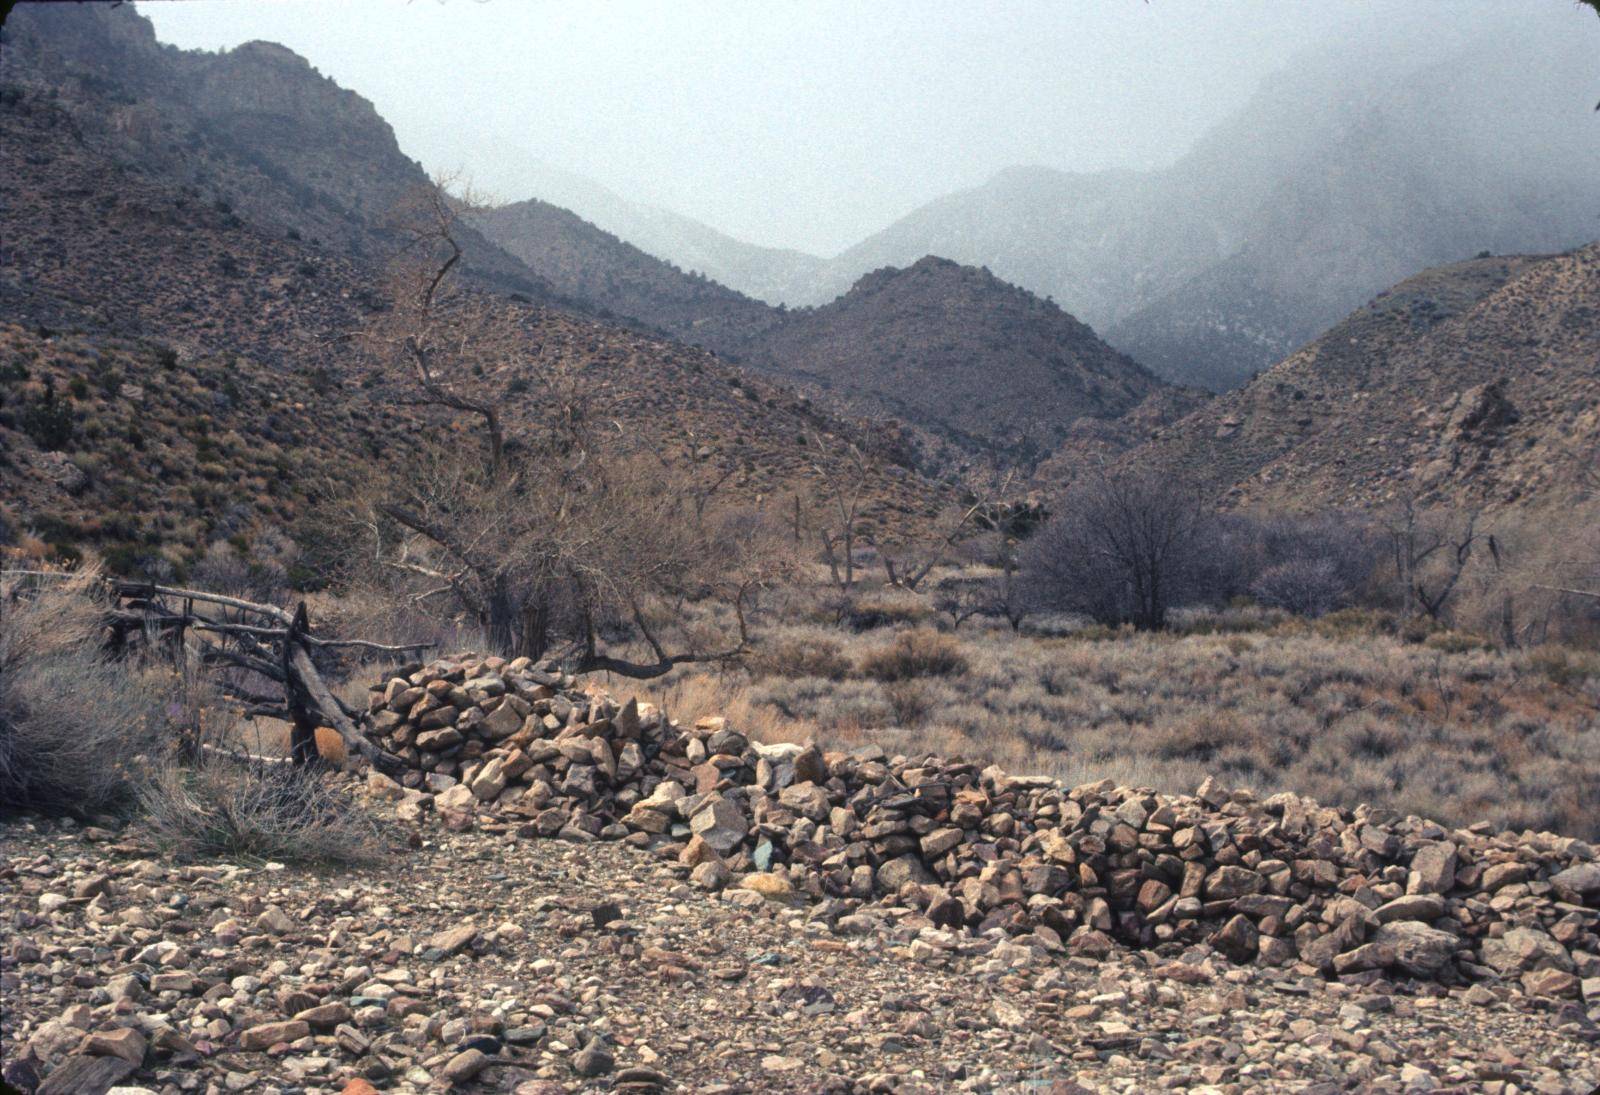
[188,539,291,604]
[0,568,167,814]
[933,577,989,630]
[859,628,968,681]
[140,758,381,865]
[1023,466,1211,630]
[1250,557,1348,617]
[1380,499,1480,621]
[1449,504,1600,647]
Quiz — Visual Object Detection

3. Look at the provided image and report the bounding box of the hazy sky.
[138,1,1597,255]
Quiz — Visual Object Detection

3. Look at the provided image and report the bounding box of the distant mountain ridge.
[614,12,1599,393]
[490,161,827,307]
[463,197,783,354]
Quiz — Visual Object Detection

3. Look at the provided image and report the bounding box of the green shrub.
[19,381,74,450]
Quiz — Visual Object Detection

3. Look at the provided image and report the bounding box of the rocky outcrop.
[365,653,1600,1001]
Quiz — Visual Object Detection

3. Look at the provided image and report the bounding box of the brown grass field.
[616,593,1600,840]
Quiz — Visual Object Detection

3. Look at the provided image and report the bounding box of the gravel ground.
[3,813,1598,1094]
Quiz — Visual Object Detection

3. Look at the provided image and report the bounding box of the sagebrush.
[0,569,166,814]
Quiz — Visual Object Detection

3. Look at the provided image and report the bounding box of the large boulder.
[688,795,748,855]
[1374,921,1459,977]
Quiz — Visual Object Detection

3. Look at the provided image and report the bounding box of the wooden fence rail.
[2,570,428,774]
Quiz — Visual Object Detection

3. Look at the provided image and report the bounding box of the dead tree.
[1384,499,1479,621]
[367,179,515,477]
[933,578,987,630]
[990,534,1031,632]
[808,434,870,594]
[876,471,1018,592]
[357,180,783,673]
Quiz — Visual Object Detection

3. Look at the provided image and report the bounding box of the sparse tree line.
[956,466,1599,646]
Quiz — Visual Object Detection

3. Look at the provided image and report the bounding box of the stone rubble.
[365,653,1600,999]
[6,820,1599,1093]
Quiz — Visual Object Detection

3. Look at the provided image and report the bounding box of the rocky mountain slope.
[744,13,1599,392]
[463,198,783,354]
[739,257,1199,464]
[0,26,941,573]
[466,210,1203,470]
[0,3,567,306]
[9,1,1183,478]
[1121,244,1600,515]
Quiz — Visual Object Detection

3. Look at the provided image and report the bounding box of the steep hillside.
[0,3,566,304]
[465,198,782,354]
[745,13,1599,391]
[742,258,1194,463]
[1124,245,1600,515]
[470,208,1206,473]
[0,45,942,573]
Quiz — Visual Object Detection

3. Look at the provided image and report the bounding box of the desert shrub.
[1167,604,1282,636]
[0,570,167,813]
[189,539,290,603]
[1423,630,1493,654]
[19,380,74,450]
[1310,607,1400,640]
[1526,645,1600,688]
[859,628,968,681]
[750,674,894,733]
[140,759,381,865]
[882,678,958,727]
[746,632,853,680]
[840,586,935,631]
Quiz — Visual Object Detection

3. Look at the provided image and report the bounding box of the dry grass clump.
[859,628,968,681]
[0,569,384,863]
[0,569,167,814]
[744,629,854,680]
[839,586,936,631]
[140,759,381,866]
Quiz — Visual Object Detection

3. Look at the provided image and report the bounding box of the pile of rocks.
[364,653,1600,1006]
